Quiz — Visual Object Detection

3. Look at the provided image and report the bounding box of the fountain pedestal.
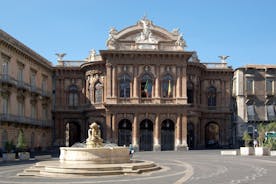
[59,147,130,164]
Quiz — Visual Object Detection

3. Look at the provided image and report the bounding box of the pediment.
[106,17,186,51]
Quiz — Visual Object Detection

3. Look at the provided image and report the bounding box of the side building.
[0,29,53,152]
[53,18,233,150]
[232,65,276,146]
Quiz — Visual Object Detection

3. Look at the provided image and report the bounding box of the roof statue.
[106,27,118,49]
[136,16,158,44]
[175,33,186,48]
[171,28,180,35]
[88,49,96,61]
[55,53,66,61]
[55,53,66,66]
[218,56,230,63]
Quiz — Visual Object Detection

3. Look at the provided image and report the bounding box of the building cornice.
[0,29,52,69]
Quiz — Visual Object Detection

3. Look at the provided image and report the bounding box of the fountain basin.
[59,147,130,164]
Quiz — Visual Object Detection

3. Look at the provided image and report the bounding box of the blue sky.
[1,0,276,68]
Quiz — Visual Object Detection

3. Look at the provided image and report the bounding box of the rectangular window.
[2,96,9,114]
[267,105,275,120]
[246,78,254,94]
[18,101,24,116]
[266,79,273,95]
[1,54,10,75]
[17,64,24,82]
[30,70,36,88]
[247,105,255,121]
[31,103,37,119]
[42,106,48,120]
[41,75,47,92]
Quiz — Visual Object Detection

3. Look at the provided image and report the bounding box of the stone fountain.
[19,122,161,177]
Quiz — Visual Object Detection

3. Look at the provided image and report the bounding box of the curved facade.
[53,18,233,150]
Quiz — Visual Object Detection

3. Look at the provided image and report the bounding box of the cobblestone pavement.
[0,150,276,184]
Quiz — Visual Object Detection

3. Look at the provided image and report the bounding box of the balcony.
[41,90,52,98]
[0,113,53,127]
[30,85,42,95]
[0,74,17,86]
[16,80,30,91]
[0,74,52,97]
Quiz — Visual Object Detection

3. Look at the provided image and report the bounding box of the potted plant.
[255,123,270,156]
[240,132,254,156]
[16,129,30,160]
[2,141,16,161]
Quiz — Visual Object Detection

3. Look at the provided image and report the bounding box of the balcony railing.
[0,74,17,86]
[0,73,51,97]
[0,113,53,127]
[203,62,229,69]
[16,80,30,90]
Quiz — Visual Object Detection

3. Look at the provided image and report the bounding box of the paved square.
[1,150,276,184]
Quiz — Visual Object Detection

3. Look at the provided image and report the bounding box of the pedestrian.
[129,144,134,158]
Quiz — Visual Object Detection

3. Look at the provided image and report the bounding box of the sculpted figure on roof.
[106,27,118,49]
[136,17,158,44]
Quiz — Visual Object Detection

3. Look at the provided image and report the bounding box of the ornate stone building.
[0,29,53,151]
[53,18,233,151]
[232,65,276,146]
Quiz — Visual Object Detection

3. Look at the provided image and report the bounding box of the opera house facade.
[53,18,233,151]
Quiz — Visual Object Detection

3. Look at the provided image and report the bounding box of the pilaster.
[154,113,161,151]
[132,113,139,151]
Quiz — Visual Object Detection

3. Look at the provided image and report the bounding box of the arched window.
[141,74,153,98]
[187,81,194,103]
[94,82,103,103]
[162,74,173,98]
[119,74,131,98]
[68,85,79,106]
[207,86,216,106]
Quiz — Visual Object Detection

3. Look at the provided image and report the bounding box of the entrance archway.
[161,119,175,151]
[65,122,81,147]
[139,119,153,151]
[118,119,132,146]
[205,122,219,148]
[187,122,195,149]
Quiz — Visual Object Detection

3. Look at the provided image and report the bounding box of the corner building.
[0,30,53,151]
[53,18,233,151]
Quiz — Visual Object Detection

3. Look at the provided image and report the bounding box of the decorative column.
[133,65,138,98]
[106,63,112,98]
[112,65,117,98]
[175,114,182,150]
[176,66,181,98]
[154,114,161,151]
[181,114,188,149]
[155,65,160,99]
[132,113,139,151]
[105,110,112,143]
[112,113,118,144]
[181,66,187,102]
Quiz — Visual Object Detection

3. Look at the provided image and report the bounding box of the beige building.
[0,29,53,151]
[232,65,276,146]
[53,18,233,151]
